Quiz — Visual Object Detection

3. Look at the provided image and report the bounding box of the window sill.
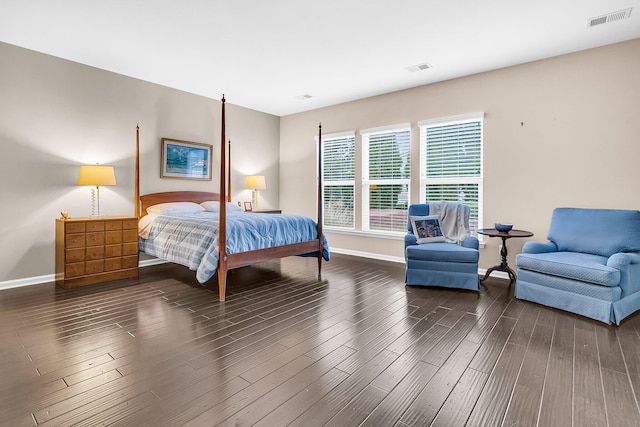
[323,227,486,247]
[324,228,404,240]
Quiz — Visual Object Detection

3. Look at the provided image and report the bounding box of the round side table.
[478,228,533,286]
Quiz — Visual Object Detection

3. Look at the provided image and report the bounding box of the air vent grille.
[407,63,431,73]
[588,8,632,27]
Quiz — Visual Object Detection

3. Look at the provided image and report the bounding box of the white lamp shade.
[245,175,266,190]
[77,165,116,186]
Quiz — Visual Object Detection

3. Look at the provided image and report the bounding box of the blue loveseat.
[515,208,640,324]
[405,203,480,291]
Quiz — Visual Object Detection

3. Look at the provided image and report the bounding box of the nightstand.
[248,209,282,214]
[55,216,139,288]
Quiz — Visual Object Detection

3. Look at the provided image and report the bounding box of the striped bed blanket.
[139,211,330,283]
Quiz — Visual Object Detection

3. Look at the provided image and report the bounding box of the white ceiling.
[1,0,639,116]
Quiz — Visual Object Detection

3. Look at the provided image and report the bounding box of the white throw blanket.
[429,202,470,244]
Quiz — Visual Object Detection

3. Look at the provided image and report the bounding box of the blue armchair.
[515,208,640,325]
[405,203,480,291]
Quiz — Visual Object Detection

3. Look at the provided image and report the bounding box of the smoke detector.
[588,8,632,27]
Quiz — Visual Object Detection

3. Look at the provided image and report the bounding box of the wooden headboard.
[139,191,221,217]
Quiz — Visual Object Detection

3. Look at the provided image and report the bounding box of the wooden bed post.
[317,123,323,278]
[218,96,229,301]
[135,124,140,218]
[227,140,232,203]
[137,102,324,302]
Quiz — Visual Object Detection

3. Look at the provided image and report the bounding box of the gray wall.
[280,39,640,269]
[3,38,639,284]
[0,42,280,283]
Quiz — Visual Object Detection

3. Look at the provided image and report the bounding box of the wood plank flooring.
[2,253,640,426]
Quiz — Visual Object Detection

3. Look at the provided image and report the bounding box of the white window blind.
[419,113,483,234]
[322,132,355,229]
[361,125,410,233]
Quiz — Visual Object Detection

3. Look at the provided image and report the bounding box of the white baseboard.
[0,259,168,291]
[331,247,510,280]
[0,274,56,290]
[331,247,406,264]
[0,252,508,291]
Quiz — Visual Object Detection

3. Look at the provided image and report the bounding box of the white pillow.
[410,215,447,244]
[146,202,205,215]
[200,201,243,213]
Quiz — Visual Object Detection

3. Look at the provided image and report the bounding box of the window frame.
[360,123,411,235]
[320,130,356,230]
[418,113,484,236]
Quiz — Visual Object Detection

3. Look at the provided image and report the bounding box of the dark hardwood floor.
[2,254,640,426]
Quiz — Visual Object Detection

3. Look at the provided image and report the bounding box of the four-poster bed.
[135,96,328,301]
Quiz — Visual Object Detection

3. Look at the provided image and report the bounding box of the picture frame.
[161,138,212,180]
[244,201,253,211]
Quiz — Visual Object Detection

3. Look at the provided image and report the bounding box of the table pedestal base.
[477,228,533,287]
[481,264,517,286]
[480,235,516,286]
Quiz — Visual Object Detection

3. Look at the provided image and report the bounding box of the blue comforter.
[139,211,330,283]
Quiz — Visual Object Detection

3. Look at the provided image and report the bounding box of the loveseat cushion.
[406,242,479,263]
[516,251,620,287]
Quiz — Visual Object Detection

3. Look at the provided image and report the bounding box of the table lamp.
[245,175,266,210]
[77,164,116,216]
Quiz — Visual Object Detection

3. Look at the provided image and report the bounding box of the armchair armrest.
[607,252,640,269]
[522,241,558,254]
[462,236,479,250]
[405,233,417,249]
[608,252,640,296]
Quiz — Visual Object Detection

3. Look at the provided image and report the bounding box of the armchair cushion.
[406,242,479,263]
[516,252,619,287]
[547,208,640,256]
[517,270,622,302]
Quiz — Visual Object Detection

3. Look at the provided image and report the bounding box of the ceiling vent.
[407,63,431,73]
[588,8,632,27]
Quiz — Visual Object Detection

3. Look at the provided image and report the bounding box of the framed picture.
[244,201,253,211]
[161,138,212,180]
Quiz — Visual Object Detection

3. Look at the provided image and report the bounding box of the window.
[419,113,483,234]
[321,132,355,229]
[361,124,411,233]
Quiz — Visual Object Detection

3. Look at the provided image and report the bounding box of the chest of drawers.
[55,216,139,288]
